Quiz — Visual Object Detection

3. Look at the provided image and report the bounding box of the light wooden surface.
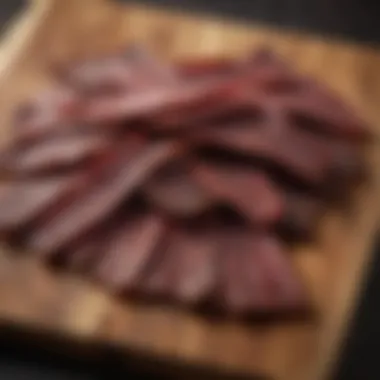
[0,1,379,379]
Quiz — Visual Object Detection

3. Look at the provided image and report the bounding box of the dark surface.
[131,0,380,45]
[0,0,379,379]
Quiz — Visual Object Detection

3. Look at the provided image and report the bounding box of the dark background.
[0,1,379,379]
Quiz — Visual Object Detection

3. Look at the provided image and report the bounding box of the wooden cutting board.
[0,1,380,379]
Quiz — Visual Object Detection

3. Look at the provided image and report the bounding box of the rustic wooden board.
[0,1,379,379]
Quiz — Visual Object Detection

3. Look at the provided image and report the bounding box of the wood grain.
[0,1,379,379]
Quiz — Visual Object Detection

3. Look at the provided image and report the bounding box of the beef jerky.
[193,161,284,226]
[2,131,110,176]
[218,230,306,314]
[143,161,213,217]
[93,213,165,292]
[13,86,82,143]
[28,140,177,255]
[140,227,218,304]
[0,175,81,233]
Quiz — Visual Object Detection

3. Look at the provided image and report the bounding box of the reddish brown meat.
[171,229,219,304]
[1,131,111,176]
[0,175,82,234]
[13,87,82,143]
[152,93,262,132]
[62,216,122,272]
[0,46,371,318]
[66,237,103,272]
[28,140,178,255]
[140,227,219,304]
[93,213,166,292]
[194,113,363,187]
[142,161,213,217]
[286,89,371,141]
[192,161,284,226]
[218,231,306,314]
[80,77,241,127]
[277,192,323,241]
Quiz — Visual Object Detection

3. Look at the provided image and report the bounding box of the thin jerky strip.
[195,122,355,186]
[80,76,247,126]
[172,229,219,304]
[218,231,305,314]
[140,228,218,305]
[63,217,121,272]
[0,175,81,233]
[277,193,323,241]
[29,141,178,254]
[218,230,268,313]
[286,92,371,141]
[193,162,284,226]
[13,87,82,143]
[256,235,306,310]
[93,213,165,292]
[143,161,213,217]
[2,132,110,176]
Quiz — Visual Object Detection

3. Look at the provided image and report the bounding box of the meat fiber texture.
[0,45,372,319]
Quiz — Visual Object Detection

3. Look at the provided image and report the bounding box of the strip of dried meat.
[80,77,241,127]
[192,161,284,226]
[13,86,83,143]
[194,115,364,187]
[139,227,219,305]
[286,91,371,141]
[93,213,166,292]
[1,131,111,176]
[28,140,178,255]
[142,160,213,217]
[217,230,306,314]
[276,193,323,241]
[0,175,82,234]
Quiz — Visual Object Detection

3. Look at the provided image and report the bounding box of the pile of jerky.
[0,46,371,317]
